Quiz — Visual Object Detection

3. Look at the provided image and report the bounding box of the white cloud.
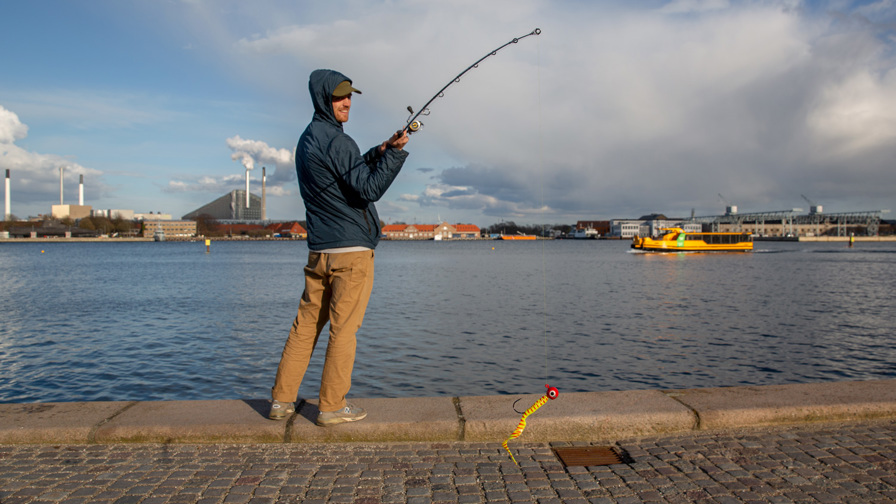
[225,135,294,181]
[808,68,896,157]
[0,106,28,144]
[0,105,102,211]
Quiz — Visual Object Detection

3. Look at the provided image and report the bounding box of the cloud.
[379,1,896,220]
[166,136,295,200]
[0,105,102,210]
[657,0,730,15]
[14,0,890,224]
[165,172,291,197]
[0,106,28,143]
[225,135,294,183]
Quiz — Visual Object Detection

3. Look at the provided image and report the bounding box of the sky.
[1,0,895,227]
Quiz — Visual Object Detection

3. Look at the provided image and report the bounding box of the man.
[270,69,409,426]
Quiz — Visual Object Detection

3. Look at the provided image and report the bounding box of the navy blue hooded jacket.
[297,69,409,251]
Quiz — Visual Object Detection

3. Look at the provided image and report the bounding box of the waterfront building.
[141,220,197,239]
[266,222,307,238]
[608,220,644,238]
[382,222,480,240]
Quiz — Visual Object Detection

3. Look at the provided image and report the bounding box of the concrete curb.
[1,379,894,445]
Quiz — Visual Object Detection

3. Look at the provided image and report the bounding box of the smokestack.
[245,168,250,209]
[262,167,266,221]
[59,166,64,205]
[4,169,9,221]
[79,175,84,206]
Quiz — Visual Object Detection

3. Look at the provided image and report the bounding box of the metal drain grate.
[552,446,631,467]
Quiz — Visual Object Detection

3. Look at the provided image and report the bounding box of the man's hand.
[380,129,409,154]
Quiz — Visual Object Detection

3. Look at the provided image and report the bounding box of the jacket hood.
[308,69,353,128]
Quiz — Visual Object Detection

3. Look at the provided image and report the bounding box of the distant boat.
[573,228,599,239]
[153,223,166,242]
[631,228,752,252]
[497,234,536,241]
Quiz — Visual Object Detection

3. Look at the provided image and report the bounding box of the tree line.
[480,221,573,237]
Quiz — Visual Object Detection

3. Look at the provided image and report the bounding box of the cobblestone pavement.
[1,420,894,504]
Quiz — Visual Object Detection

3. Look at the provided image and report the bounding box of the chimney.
[262,166,267,221]
[4,169,9,220]
[79,174,84,206]
[245,168,250,209]
[59,166,64,205]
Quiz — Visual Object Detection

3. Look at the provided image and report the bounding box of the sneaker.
[316,403,367,426]
[268,400,295,420]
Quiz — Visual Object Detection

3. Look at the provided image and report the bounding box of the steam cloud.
[226,135,293,173]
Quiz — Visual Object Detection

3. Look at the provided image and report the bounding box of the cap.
[333,80,361,97]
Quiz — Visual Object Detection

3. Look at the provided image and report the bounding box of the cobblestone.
[0,421,894,503]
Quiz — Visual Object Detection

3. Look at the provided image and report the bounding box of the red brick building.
[382,222,480,240]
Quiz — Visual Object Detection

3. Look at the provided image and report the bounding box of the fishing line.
[502,29,557,467]
[536,34,549,388]
[403,28,541,134]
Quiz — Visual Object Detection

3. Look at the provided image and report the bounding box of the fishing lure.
[503,384,559,465]
[404,28,541,134]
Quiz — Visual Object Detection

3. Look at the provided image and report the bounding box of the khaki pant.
[271,250,375,412]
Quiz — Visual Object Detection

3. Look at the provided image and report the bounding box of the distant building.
[220,223,264,236]
[92,209,136,220]
[266,222,307,238]
[136,212,172,220]
[382,222,480,240]
[608,218,700,238]
[608,220,643,238]
[141,220,197,238]
[51,204,91,220]
[183,190,261,221]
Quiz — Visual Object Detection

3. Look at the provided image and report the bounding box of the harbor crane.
[718,194,737,216]
[801,194,823,215]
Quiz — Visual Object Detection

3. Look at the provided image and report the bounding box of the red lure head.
[545,384,559,400]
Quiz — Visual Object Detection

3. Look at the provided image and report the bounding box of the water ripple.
[1,240,895,402]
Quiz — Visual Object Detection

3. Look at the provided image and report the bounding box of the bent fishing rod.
[403,28,541,134]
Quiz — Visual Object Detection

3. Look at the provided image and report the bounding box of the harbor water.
[1,239,894,403]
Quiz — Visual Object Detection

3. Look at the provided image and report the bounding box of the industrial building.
[606,204,890,238]
[182,190,261,221]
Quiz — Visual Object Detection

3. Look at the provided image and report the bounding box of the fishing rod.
[404,28,541,134]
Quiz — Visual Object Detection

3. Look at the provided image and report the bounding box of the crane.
[801,194,823,215]
[718,194,737,216]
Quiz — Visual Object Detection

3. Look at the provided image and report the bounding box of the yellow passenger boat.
[631,227,753,252]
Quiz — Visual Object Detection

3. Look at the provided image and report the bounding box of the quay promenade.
[1,379,895,503]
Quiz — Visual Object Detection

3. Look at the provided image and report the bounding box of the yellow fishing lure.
[503,384,559,465]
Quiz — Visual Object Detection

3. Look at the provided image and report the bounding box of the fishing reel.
[406,106,428,133]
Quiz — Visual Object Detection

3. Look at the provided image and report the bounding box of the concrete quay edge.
[0,379,894,445]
